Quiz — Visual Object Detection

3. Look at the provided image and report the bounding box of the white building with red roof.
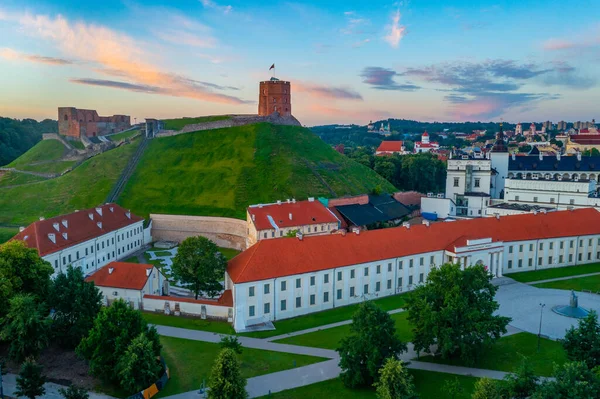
[375,141,405,156]
[246,198,340,246]
[11,203,146,277]
[414,132,440,153]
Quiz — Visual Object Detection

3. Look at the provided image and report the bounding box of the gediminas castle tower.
[258,78,292,117]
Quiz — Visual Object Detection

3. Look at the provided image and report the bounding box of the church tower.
[490,123,509,199]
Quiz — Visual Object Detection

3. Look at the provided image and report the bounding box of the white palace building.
[225,208,600,331]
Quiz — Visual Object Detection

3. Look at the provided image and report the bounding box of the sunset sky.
[0,0,599,126]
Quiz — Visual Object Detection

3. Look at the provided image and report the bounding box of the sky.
[0,0,599,126]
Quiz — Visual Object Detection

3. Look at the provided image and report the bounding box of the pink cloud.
[1,47,73,65]
[383,10,406,48]
[294,81,363,101]
[450,99,499,121]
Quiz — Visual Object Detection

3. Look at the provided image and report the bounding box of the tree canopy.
[406,263,510,364]
[532,361,600,399]
[373,358,417,399]
[562,310,600,370]
[208,348,248,399]
[171,236,227,299]
[117,333,162,393]
[15,358,47,399]
[0,117,57,166]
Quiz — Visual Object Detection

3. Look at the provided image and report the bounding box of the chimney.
[146,268,152,277]
[108,267,114,274]
[352,226,360,235]
[62,232,68,240]
[19,226,25,232]
[541,209,547,214]
[308,197,314,202]
[577,152,582,161]
[289,213,293,220]
[39,216,45,221]
[422,220,430,227]
[277,200,282,205]
[96,207,103,216]
[53,223,60,232]
[89,213,94,220]
[286,199,291,203]
[48,233,56,244]
[296,231,303,241]
[495,213,500,219]
[97,222,103,229]
[533,209,538,215]
[402,222,410,229]
[292,198,296,203]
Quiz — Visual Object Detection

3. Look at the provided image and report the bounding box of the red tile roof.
[570,134,600,145]
[328,194,369,207]
[376,141,404,153]
[11,203,143,257]
[86,262,152,290]
[228,208,600,283]
[248,200,339,231]
[393,191,424,206]
[144,289,233,307]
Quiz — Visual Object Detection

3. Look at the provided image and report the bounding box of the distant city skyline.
[0,0,599,125]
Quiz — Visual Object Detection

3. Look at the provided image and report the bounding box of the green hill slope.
[6,140,66,167]
[119,123,395,219]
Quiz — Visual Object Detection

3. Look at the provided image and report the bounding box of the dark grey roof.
[464,192,491,197]
[488,203,554,211]
[509,155,600,172]
[335,195,411,226]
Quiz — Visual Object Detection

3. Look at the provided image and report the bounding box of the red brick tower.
[258,78,292,117]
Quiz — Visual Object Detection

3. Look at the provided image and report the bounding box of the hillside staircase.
[105,136,149,203]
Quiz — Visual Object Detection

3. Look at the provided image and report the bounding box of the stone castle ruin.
[58,107,131,138]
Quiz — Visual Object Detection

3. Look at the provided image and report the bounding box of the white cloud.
[383,9,406,48]
[200,0,232,14]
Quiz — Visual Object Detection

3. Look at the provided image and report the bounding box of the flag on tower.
[269,64,275,70]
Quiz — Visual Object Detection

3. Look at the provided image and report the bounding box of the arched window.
[274,106,278,112]
[64,114,68,121]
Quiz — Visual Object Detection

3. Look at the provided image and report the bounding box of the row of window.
[507,251,600,269]
[261,224,332,239]
[513,195,576,205]
[52,234,142,269]
[508,238,598,254]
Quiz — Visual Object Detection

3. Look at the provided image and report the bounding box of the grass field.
[0,171,47,188]
[0,139,140,225]
[0,227,18,244]
[108,129,139,142]
[256,371,478,399]
[142,312,236,334]
[16,160,77,175]
[163,115,231,131]
[6,140,66,167]
[70,140,85,150]
[535,274,600,292]
[119,123,396,220]
[274,311,413,349]
[418,332,567,377]
[123,256,139,263]
[156,335,327,398]
[506,263,600,283]
[218,246,241,260]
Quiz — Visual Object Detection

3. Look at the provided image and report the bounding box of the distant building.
[375,141,405,156]
[258,77,291,117]
[58,107,131,138]
[333,194,411,229]
[543,121,553,131]
[515,123,523,135]
[414,132,439,153]
[246,198,340,246]
[564,134,600,153]
[557,121,567,131]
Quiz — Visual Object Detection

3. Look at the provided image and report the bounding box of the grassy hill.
[6,140,66,167]
[163,116,231,131]
[0,139,140,225]
[119,123,395,219]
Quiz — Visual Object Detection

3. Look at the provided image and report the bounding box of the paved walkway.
[524,272,600,285]
[3,372,117,399]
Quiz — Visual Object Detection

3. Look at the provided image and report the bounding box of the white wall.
[421,197,455,219]
[143,296,231,320]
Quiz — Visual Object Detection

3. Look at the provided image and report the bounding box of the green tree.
[208,348,248,399]
[406,263,510,364]
[171,236,227,299]
[443,377,465,399]
[77,299,161,385]
[337,302,407,388]
[48,265,103,348]
[220,335,243,354]
[15,358,46,399]
[471,378,505,399]
[562,310,600,370]
[532,361,600,398]
[117,333,162,393]
[58,384,90,399]
[503,357,538,398]
[374,158,396,183]
[373,358,417,399]
[285,229,299,238]
[0,294,50,361]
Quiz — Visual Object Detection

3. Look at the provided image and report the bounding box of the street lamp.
[537,303,546,352]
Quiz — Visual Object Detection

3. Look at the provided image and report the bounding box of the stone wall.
[150,214,247,250]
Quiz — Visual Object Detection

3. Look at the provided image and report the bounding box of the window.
[533,197,538,203]
[350,269,355,278]
[363,284,369,294]
[364,267,369,276]
[587,252,591,260]
[515,195,520,201]
[310,276,315,286]
[323,292,329,303]
[296,297,302,308]
[569,254,573,262]
[419,273,424,283]
[279,231,283,237]
[570,241,574,248]
[518,259,522,268]
[85,248,88,256]
[550,198,555,204]
[590,239,593,246]
[249,286,255,297]
[97,244,100,251]
[249,306,255,317]
[528,258,533,267]
[559,255,564,263]
[296,278,301,288]
[376,282,381,292]
[264,303,270,314]
[509,246,513,254]
[430,255,435,265]
[387,279,392,289]
[549,256,553,264]
[474,178,480,188]
[560,241,564,249]
[63,257,66,265]
[264,284,270,295]
[398,277,403,287]
[597,252,600,260]
[281,299,287,311]
[454,177,459,187]
[309,294,315,305]
[570,199,575,205]
[408,276,413,285]
[580,240,584,247]
[579,253,583,261]
[409,259,414,268]
[337,289,342,300]
[263,232,267,239]
[350,287,355,297]
[76,251,79,259]
[337,271,342,281]
[419,257,424,266]
[519,245,523,253]
[281,281,286,291]
[376,265,381,274]
[324,274,329,284]
[550,242,554,250]
[101,241,104,249]
[540,243,544,250]
[399,261,403,270]
[54,260,58,269]
[529,244,534,251]
[538,257,542,265]
[271,231,275,238]
[508,260,513,269]
[388,263,392,272]
[68,254,72,263]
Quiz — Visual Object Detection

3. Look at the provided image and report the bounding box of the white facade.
[43,220,146,277]
[96,266,163,304]
[229,230,600,331]
[505,178,600,209]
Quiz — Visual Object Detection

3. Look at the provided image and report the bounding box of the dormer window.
[62,233,68,240]
[62,219,68,228]
[89,213,94,220]
[48,233,56,244]
[96,207,103,216]
[53,223,60,232]
[97,222,103,229]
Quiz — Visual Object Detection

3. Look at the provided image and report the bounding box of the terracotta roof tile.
[85,262,152,290]
[11,203,143,257]
[248,200,339,231]
[376,141,404,152]
[228,208,600,283]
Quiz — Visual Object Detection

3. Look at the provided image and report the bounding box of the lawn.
[0,171,47,188]
[0,227,18,244]
[273,311,413,349]
[70,140,85,150]
[151,250,173,257]
[163,115,231,131]
[218,246,241,260]
[17,160,77,175]
[243,293,407,339]
[418,332,567,377]
[156,335,327,398]
[534,274,600,292]
[506,263,600,283]
[122,256,139,263]
[119,123,395,220]
[109,129,139,142]
[0,139,140,225]
[6,139,66,167]
[142,312,236,335]
[255,371,477,399]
